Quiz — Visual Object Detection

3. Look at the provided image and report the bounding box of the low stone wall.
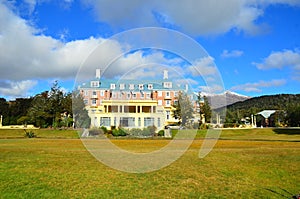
[0,125,39,129]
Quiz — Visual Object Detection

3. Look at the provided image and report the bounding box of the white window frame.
[158,100,162,105]
[90,81,99,87]
[100,90,105,97]
[120,84,125,90]
[148,84,153,90]
[138,84,144,90]
[129,84,134,90]
[110,83,116,89]
[166,91,170,97]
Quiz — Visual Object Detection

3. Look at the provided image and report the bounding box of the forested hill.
[220,94,300,127]
[226,94,300,112]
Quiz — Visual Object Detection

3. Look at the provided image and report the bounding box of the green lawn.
[0,128,299,198]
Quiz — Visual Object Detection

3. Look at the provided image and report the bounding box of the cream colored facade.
[78,70,195,130]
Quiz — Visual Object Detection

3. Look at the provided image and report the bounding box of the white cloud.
[253,49,300,70]
[83,0,300,36]
[230,79,286,93]
[0,2,195,90]
[221,50,244,58]
[0,80,37,98]
[188,56,217,76]
[253,49,300,81]
[199,84,224,94]
[0,2,127,82]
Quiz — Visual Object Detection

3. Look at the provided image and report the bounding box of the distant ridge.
[200,90,250,109]
[225,93,300,111]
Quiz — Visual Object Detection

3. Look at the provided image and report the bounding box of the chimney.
[163,70,168,79]
[96,69,101,79]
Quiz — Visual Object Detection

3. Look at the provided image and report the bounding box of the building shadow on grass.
[273,128,300,135]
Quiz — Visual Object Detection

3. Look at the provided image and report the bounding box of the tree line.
[0,81,90,128]
[220,94,300,127]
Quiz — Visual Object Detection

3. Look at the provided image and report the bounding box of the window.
[158,100,162,105]
[132,93,137,98]
[92,99,97,105]
[120,117,135,127]
[166,100,171,106]
[84,99,88,105]
[166,111,170,120]
[100,117,111,127]
[146,93,151,99]
[138,84,144,90]
[163,82,172,88]
[100,90,105,96]
[166,91,170,97]
[92,91,97,96]
[120,84,125,90]
[90,81,99,87]
[157,118,161,127]
[148,84,153,90]
[129,84,134,90]
[144,117,154,127]
[173,100,178,106]
[158,91,162,97]
[84,90,88,96]
[110,83,116,89]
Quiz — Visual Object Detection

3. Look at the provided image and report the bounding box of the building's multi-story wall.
[78,69,197,130]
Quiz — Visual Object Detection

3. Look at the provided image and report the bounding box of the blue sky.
[0,0,300,100]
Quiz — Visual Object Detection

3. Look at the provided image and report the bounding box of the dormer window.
[163,82,172,88]
[129,84,134,90]
[148,84,153,90]
[138,84,144,90]
[110,83,116,89]
[90,81,99,87]
[120,84,125,90]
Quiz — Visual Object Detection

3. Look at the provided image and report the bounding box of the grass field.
[0,128,299,198]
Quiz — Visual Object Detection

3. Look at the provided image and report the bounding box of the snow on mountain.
[198,90,250,109]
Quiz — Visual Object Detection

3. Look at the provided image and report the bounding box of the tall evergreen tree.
[173,92,194,126]
[202,96,212,123]
[72,90,90,128]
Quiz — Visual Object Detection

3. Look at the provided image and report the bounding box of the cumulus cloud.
[221,50,244,58]
[83,0,300,36]
[187,56,217,76]
[0,80,37,98]
[253,49,300,81]
[253,49,300,70]
[230,79,286,93]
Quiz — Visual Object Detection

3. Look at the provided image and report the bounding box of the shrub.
[24,131,36,138]
[157,130,164,136]
[146,125,156,136]
[100,126,108,134]
[199,123,209,129]
[112,128,127,137]
[130,128,143,137]
[89,128,104,136]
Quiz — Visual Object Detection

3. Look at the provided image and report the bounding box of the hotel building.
[78,69,197,130]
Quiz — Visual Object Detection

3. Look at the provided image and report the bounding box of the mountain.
[200,90,250,109]
[226,93,300,111]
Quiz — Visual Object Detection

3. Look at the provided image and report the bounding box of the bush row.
[88,126,163,137]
